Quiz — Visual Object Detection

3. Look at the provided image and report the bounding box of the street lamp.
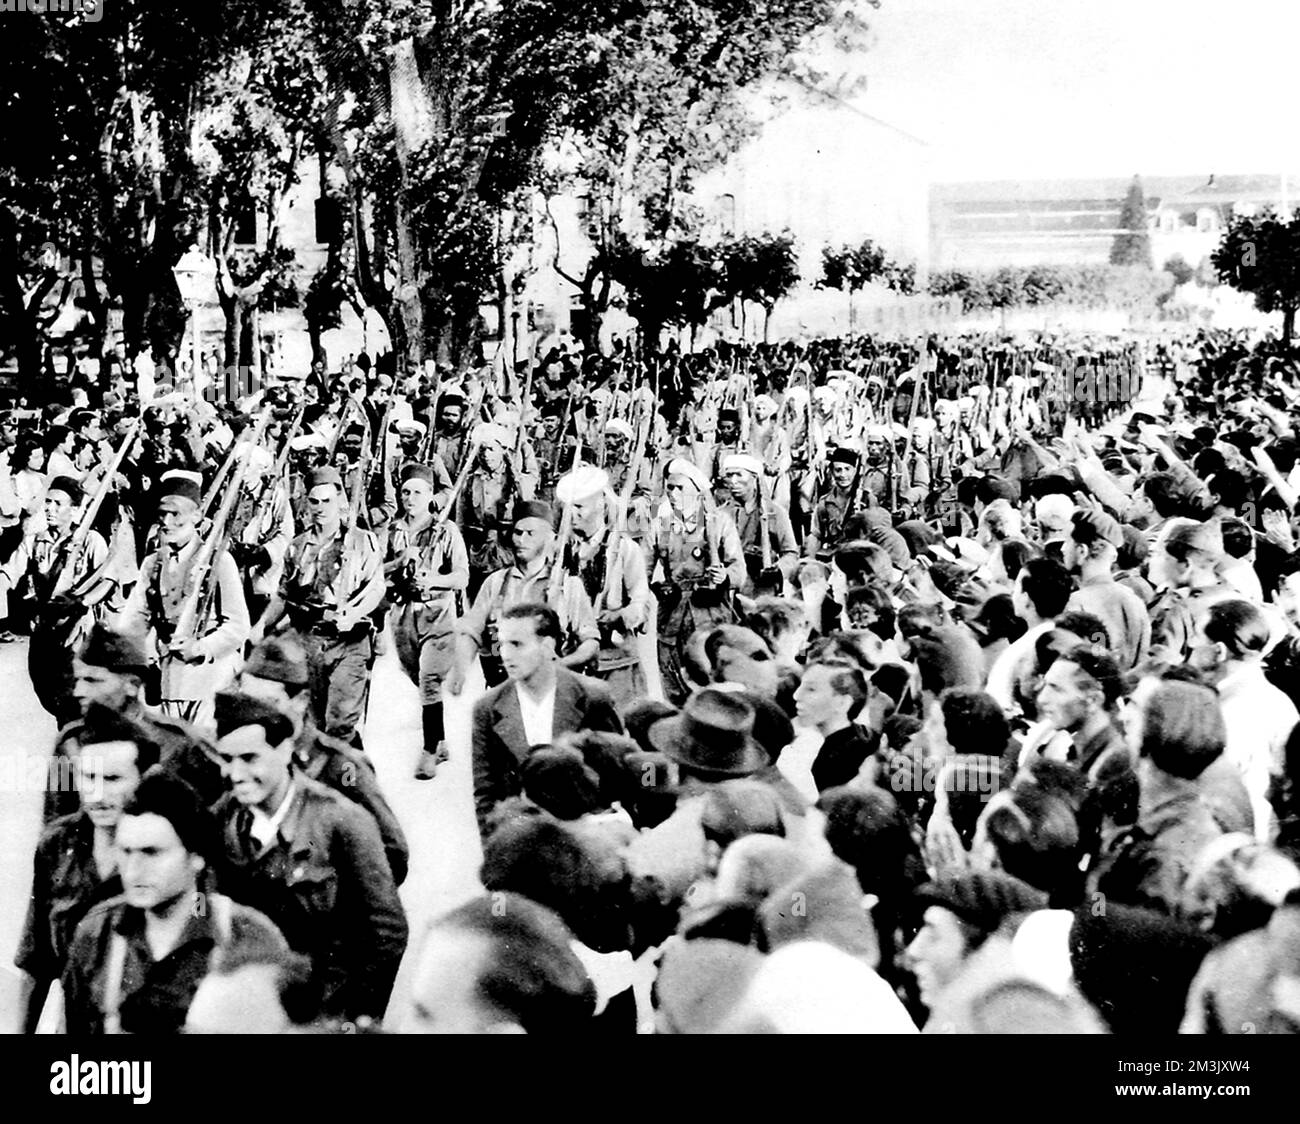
[171,245,215,398]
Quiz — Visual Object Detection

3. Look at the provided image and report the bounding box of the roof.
[932,174,1298,208]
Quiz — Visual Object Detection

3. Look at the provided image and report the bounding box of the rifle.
[332,403,378,610]
[546,465,579,611]
[199,433,243,519]
[169,407,274,652]
[417,385,441,465]
[597,393,651,619]
[49,416,144,599]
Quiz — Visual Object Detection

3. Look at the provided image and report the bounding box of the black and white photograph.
[0,0,1295,1091]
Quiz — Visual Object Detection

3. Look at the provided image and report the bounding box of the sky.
[855,0,1300,182]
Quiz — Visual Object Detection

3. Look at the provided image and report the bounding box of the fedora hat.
[649,688,767,779]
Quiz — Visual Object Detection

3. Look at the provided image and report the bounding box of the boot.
[415,703,445,780]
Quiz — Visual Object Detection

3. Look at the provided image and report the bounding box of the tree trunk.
[740,300,747,340]
[0,213,46,396]
[1284,305,1296,350]
[763,305,772,344]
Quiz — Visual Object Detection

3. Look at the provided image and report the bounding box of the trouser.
[391,601,455,754]
[29,619,82,728]
[298,628,376,746]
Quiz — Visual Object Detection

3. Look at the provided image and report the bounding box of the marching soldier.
[645,457,746,704]
[602,416,656,548]
[554,465,659,707]
[456,421,534,599]
[117,470,250,729]
[254,466,386,748]
[707,407,746,500]
[449,499,600,695]
[391,418,453,511]
[385,463,469,780]
[431,390,471,478]
[227,440,295,625]
[1,475,113,726]
[805,446,861,561]
[750,393,792,511]
[718,453,799,598]
[532,401,570,502]
[235,636,410,885]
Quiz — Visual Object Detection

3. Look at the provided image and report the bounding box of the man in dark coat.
[471,602,622,838]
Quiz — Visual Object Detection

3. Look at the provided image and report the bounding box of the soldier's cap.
[157,470,202,507]
[829,446,859,466]
[394,419,427,438]
[665,458,709,493]
[436,389,466,410]
[289,433,326,451]
[1070,509,1124,549]
[47,475,83,504]
[721,453,764,477]
[512,499,555,528]
[77,621,150,679]
[555,465,610,505]
[812,385,838,403]
[243,634,310,688]
[214,690,296,744]
[306,466,344,491]
[399,462,435,488]
[865,424,891,441]
[604,418,634,439]
[753,393,777,413]
[717,408,741,424]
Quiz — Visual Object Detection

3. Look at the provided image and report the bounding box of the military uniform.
[293,725,411,886]
[3,519,109,725]
[645,487,746,704]
[456,463,522,595]
[805,484,857,560]
[118,535,249,728]
[212,775,408,1022]
[61,893,285,1035]
[16,812,122,1020]
[228,474,295,622]
[565,516,656,707]
[458,554,600,689]
[278,523,385,745]
[720,493,799,597]
[386,508,468,763]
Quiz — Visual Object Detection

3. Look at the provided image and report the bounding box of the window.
[314,197,342,245]
[1197,209,1218,234]
[716,193,736,234]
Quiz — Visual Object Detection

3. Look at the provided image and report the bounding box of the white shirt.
[516,680,557,748]
[1217,662,1297,842]
[249,779,297,850]
[986,621,1052,711]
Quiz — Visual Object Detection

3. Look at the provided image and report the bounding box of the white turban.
[472,422,510,448]
[604,418,634,440]
[665,457,709,493]
[721,453,764,477]
[555,465,611,504]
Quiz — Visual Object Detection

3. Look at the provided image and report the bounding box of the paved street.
[0,630,488,1030]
